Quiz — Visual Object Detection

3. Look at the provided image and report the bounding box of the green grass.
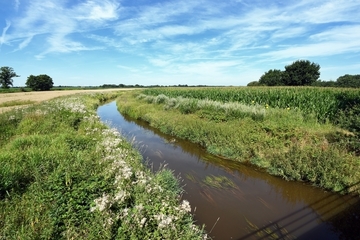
[0,99,36,107]
[0,91,206,239]
[0,87,31,93]
[116,89,360,194]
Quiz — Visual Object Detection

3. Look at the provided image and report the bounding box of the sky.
[0,0,360,87]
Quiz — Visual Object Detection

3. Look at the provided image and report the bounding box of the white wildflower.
[114,190,127,203]
[180,200,191,213]
[140,217,147,226]
[91,193,112,212]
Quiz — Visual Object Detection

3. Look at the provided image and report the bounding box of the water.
[97,101,360,240]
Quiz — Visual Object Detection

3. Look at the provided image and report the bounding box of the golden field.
[0,89,132,113]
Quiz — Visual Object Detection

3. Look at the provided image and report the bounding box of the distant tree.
[247,81,262,86]
[336,74,360,88]
[258,69,285,86]
[311,80,337,87]
[283,60,320,86]
[0,66,20,89]
[26,74,54,91]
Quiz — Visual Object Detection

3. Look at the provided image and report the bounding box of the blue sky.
[0,0,359,86]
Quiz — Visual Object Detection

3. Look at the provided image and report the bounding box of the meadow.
[0,91,206,239]
[116,87,360,194]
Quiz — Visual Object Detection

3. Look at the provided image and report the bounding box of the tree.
[311,80,337,87]
[26,74,54,91]
[336,74,360,88]
[0,66,20,89]
[258,69,285,86]
[283,60,320,86]
[247,81,262,86]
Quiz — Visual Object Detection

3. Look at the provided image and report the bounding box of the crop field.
[0,89,132,113]
[143,87,360,124]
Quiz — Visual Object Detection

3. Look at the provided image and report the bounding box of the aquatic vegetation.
[202,175,238,190]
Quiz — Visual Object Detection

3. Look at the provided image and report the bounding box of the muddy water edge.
[97,101,360,240]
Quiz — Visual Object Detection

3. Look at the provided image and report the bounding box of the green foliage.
[26,74,54,91]
[247,81,262,86]
[312,80,337,87]
[142,86,360,126]
[283,60,320,86]
[0,92,206,239]
[117,89,360,194]
[336,74,360,88]
[259,69,285,86]
[0,66,20,89]
[0,100,35,108]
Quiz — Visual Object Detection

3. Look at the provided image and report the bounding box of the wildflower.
[180,200,191,213]
[155,214,173,229]
[135,204,144,212]
[91,193,111,212]
[140,217,147,226]
[114,190,127,203]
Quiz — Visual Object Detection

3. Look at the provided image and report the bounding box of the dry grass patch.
[0,89,133,113]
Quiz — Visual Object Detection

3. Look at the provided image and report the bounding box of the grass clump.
[0,99,36,107]
[117,90,360,195]
[0,91,206,239]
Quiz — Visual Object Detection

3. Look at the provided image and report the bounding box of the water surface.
[97,101,360,239]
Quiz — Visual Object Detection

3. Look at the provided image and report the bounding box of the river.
[97,101,360,240]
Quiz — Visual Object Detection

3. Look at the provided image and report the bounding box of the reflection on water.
[97,101,360,240]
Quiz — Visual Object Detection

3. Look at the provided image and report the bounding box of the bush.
[26,74,54,91]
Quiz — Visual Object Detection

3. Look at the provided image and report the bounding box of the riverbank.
[0,91,206,239]
[116,88,360,194]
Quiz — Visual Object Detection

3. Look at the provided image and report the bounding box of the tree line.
[0,66,53,90]
[2,64,359,90]
[248,60,360,88]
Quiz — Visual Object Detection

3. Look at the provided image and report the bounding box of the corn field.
[143,87,360,123]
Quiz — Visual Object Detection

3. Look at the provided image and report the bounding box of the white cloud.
[262,25,360,60]
[117,65,141,73]
[2,0,360,85]
[4,0,119,57]
[14,0,20,11]
[75,0,120,21]
[15,35,33,51]
[0,20,11,45]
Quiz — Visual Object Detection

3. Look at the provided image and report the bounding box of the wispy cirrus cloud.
[14,0,20,11]
[262,25,360,60]
[1,0,360,85]
[0,20,11,46]
[3,0,119,57]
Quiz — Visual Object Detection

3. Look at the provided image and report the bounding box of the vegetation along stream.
[98,101,360,240]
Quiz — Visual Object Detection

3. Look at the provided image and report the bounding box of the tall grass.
[0,91,206,239]
[0,99,35,107]
[117,90,360,194]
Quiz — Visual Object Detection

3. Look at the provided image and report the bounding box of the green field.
[0,91,206,239]
[116,87,360,194]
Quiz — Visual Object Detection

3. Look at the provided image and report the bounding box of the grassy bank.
[0,99,36,108]
[116,88,360,194]
[0,91,206,239]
